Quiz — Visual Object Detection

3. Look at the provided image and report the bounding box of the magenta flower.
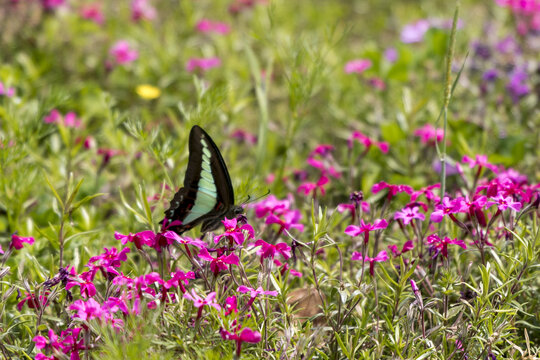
[186,57,221,72]
[87,247,130,277]
[69,298,104,321]
[344,59,372,74]
[33,329,61,351]
[348,130,389,153]
[0,244,3,254]
[231,129,257,145]
[110,40,139,65]
[401,19,430,43]
[163,270,195,293]
[237,285,278,309]
[430,197,461,223]
[80,3,105,25]
[196,19,231,34]
[115,230,156,250]
[131,0,156,21]
[462,155,498,173]
[224,296,238,315]
[17,291,49,311]
[410,183,441,203]
[388,240,414,257]
[66,271,97,299]
[414,124,444,145]
[214,217,254,245]
[10,234,34,250]
[274,259,303,278]
[394,206,425,225]
[253,239,291,262]
[252,194,292,218]
[41,0,65,10]
[486,194,522,212]
[297,174,329,197]
[220,326,261,357]
[351,250,388,276]
[184,289,221,320]
[426,234,467,258]
[198,248,240,275]
[345,219,388,244]
[266,208,304,234]
[372,181,413,198]
[43,109,82,128]
[0,82,15,97]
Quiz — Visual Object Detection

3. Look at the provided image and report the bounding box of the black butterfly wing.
[164,125,237,234]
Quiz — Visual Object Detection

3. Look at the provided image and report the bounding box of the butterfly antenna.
[241,189,270,205]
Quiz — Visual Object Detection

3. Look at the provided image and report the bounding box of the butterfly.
[163,125,243,234]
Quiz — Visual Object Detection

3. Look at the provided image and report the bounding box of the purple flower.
[41,0,65,10]
[394,206,425,225]
[506,68,530,103]
[401,19,430,43]
[186,57,221,72]
[483,69,498,82]
[110,41,138,65]
[344,59,372,74]
[384,48,398,62]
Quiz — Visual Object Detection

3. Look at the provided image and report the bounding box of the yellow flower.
[136,84,161,100]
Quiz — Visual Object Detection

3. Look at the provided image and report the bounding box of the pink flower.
[430,197,461,223]
[348,130,389,153]
[43,109,82,128]
[10,234,34,250]
[213,217,254,245]
[110,40,138,65]
[80,3,105,25]
[414,124,444,145]
[394,206,425,225]
[184,289,221,319]
[220,326,261,357]
[87,247,130,277]
[115,230,156,250]
[131,0,156,21]
[462,155,498,173]
[196,19,231,34]
[69,298,104,321]
[388,240,414,257]
[351,250,388,276]
[231,129,257,145]
[426,234,466,258]
[237,285,278,309]
[198,248,240,275]
[41,0,65,10]
[253,239,291,262]
[0,244,3,254]
[17,291,49,311]
[410,183,441,203]
[344,219,388,244]
[344,59,372,74]
[486,194,522,212]
[0,82,15,97]
[265,209,304,234]
[186,57,221,72]
[297,174,329,197]
[372,181,414,198]
[66,271,97,299]
[224,296,238,315]
[401,19,430,43]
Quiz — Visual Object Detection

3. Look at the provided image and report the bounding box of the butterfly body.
[164,125,243,234]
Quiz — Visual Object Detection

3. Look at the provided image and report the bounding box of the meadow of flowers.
[0,0,539,359]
